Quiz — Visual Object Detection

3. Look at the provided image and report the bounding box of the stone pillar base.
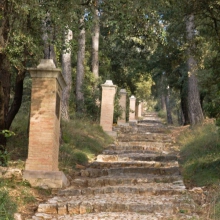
[23,170,69,189]
[129,120,138,126]
[117,122,129,126]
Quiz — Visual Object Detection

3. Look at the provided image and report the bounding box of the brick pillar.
[100,80,117,131]
[23,59,68,188]
[117,89,127,124]
[129,95,136,121]
[138,101,142,118]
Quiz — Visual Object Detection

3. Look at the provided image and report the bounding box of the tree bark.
[0,82,6,151]
[0,0,10,149]
[42,12,57,65]
[5,70,25,129]
[186,14,204,125]
[180,73,190,125]
[61,29,73,121]
[76,16,86,112]
[92,0,100,78]
[165,87,173,125]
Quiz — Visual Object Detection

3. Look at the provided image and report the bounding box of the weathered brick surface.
[129,95,136,121]
[100,80,117,131]
[25,72,62,171]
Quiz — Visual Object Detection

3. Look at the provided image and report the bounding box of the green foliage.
[113,89,123,123]
[0,189,17,220]
[178,121,220,186]
[82,69,101,121]
[0,130,15,167]
[0,150,10,167]
[7,113,29,161]
[60,118,113,170]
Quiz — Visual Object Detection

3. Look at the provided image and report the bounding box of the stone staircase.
[30,113,199,220]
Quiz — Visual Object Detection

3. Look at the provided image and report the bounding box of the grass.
[177,120,220,219]
[60,117,114,171]
[178,120,220,187]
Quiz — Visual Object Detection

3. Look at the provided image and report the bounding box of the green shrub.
[59,118,113,170]
[178,121,220,186]
[0,189,17,220]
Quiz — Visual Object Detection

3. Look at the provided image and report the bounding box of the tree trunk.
[0,82,6,151]
[165,87,173,125]
[5,70,25,129]
[180,74,190,125]
[76,16,86,112]
[61,29,73,121]
[92,0,100,79]
[161,95,166,111]
[186,14,204,125]
[42,12,57,65]
[0,1,10,149]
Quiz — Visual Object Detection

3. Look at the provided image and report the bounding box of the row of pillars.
[22,59,144,189]
[100,80,143,132]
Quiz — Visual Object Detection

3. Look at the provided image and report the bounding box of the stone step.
[31,211,199,220]
[71,175,183,188]
[97,153,178,162]
[36,194,195,216]
[58,182,186,197]
[117,133,173,142]
[88,161,178,169]
[110,142,171,149]
[115,125,168,134]
[80,166,180,178]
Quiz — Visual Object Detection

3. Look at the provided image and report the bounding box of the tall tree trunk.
[42,12,57,65]
[161,95,166,111]
[0,0,10,149]
[180,73,190,125]
[92,0,100,79]
[5,70,25,129]
[61,29,73,121]
[186,14,204,125]
[76,16,85,112]
[0,82,6,151]
[165,87,173,125]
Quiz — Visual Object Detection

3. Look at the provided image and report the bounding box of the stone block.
[23,170,69,189]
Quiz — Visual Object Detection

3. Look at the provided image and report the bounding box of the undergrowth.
[59,117,113,171]
[177,120,220,219]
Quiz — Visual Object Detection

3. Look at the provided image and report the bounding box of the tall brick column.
[138,101,142,118]
[23,59,68,188]
[129,95,136,122]
[100,80,117,132]
[117,89,127,125]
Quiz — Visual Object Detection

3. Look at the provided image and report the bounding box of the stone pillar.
[117,89,127,124]
[23,59,68,188]
[129,95,136,122]
[138,102,142,118]
[100,80,117,132]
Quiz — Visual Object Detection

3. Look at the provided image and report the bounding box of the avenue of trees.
[1,0,220,147]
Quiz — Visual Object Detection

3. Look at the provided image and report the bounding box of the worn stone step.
[88,161,178,169]
[96,153,178,162]
[36,194,195,216]
[115,125,168,134]
[103,149,161,155]
[79,166,180,178]
[58,182,186,197]
[109,142,172,150]
[31,211,199,220]
[117,133,173,142]
[71,175,183,188]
